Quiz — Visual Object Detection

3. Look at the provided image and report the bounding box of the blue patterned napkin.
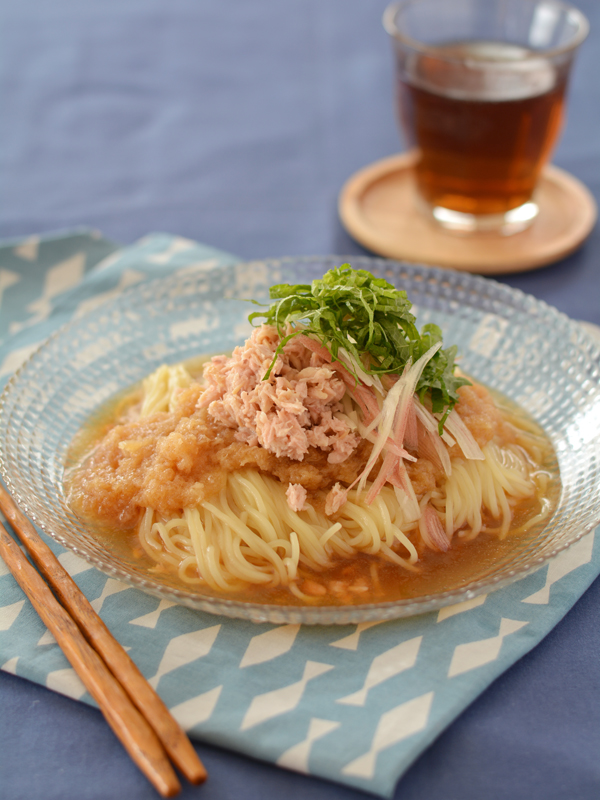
[1,230,598,798]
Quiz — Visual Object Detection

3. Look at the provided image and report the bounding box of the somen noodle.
[66,265,556,603]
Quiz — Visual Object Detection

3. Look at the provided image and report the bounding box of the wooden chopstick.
[0,520,180,797]
[0,486,207,792]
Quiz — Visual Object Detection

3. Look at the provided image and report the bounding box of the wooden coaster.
[339,152,597,274]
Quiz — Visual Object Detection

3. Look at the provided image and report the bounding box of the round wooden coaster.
[339,152,597,274]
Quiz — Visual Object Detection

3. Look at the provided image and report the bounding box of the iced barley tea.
[397,42,569,216]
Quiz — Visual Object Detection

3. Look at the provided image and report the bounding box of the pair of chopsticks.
[0,485,207,797]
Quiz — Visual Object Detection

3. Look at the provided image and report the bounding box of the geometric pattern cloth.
[1,230,598,797]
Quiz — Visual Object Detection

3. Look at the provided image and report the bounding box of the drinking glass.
[383,0,589,234]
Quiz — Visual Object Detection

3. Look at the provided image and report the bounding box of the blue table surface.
[1,1,599,798]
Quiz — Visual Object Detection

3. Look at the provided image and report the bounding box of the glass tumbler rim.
[383,0,590,60]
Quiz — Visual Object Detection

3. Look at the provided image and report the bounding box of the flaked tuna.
[325,482,347,516]
[286,483,307,512]
[199,325,360,466]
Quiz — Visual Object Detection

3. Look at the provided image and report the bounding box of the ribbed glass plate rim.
[1,254,600,624]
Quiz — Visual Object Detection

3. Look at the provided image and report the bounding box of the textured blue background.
[0,1,599,798]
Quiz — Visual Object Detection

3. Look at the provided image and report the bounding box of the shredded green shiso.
[248,264,470,425]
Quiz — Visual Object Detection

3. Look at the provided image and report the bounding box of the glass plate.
[1,256,600,624]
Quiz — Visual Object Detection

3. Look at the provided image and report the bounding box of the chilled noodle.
[66,265,556,602]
